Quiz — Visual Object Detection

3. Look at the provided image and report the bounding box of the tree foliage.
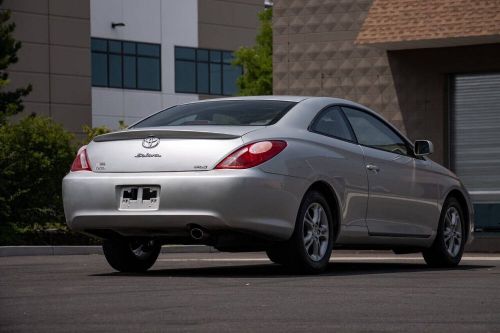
[233,8,272,96]
[81,120,127,145]
[0,115,75,227]
[0,0,32,125]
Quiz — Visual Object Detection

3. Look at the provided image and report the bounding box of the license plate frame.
[119,186,160,210]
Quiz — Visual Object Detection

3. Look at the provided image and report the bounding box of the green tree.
[0,0,32,125]
[0,115,75,227]
[81,120,127,145]
[233,8,272,96]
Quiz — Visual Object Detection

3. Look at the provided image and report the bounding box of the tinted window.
[91,53,107,86]
[210,64,222,95]
[90,38,161,91]
[175,60,196,93]
[123,56,136,88]
[108,54,122,88]
[137,57,160,90]
[197,63,209,94]
[343,107,409,155]
[311,106,354,141]
[133,100,297,127]
[175,46,242,96]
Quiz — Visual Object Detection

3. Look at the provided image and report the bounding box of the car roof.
[177,96,369,106]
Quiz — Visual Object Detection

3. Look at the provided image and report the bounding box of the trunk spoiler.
[93,129,241,142]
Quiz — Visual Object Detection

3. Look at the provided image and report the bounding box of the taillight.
[215,140,287,169]
[70,146,91,172]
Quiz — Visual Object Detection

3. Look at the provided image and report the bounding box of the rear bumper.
[62,169,308,240]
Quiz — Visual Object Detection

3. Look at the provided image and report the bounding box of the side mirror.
[414,140,434,156]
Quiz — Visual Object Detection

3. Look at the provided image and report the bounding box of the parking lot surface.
[1,252,500,332]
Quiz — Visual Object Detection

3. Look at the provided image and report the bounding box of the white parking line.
[158,256,500,262]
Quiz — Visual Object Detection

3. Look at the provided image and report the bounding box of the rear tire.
[423,198,465,268]
[265,247,287,265]
[267,190,335,274]
[102,239,161,272]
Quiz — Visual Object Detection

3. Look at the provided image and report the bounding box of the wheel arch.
[445,189,471,243]
[305,181,341,241]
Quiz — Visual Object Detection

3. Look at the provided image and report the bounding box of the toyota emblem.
[142,136,160,149]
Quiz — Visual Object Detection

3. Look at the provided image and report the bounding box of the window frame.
[308,105,357,144]
[91,37,162,92]
[174,46,242,96]
[339,105,418,158]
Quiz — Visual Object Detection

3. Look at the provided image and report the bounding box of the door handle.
[366,164,380,172]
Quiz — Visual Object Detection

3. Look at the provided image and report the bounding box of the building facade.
[90,0,262,128]
[273,0,500,231]
[4,0,92,136]
[4,0,263,134]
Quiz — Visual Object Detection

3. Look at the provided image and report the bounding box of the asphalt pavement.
[1,251,500,332]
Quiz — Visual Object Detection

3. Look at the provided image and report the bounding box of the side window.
[342,107,409,156]
[310,106,355,142]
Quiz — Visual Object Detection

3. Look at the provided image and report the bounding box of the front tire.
[266,190,335,274]
[102,239,161,272]
[423,198,465,267]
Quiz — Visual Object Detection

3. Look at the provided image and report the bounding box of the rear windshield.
[132,100,297,128]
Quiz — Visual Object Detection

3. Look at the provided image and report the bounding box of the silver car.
[63,96,473,273]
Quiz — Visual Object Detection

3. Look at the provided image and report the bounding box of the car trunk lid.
[87,126,260,172]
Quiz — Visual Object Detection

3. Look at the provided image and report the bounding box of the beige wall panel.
[10,43,49,73]
[50,45,91,77]
[49,0,90,19]
[3,0,48,14]
[51,104,91,133]
[14,102,51,119]
[198,0,261,50]
[199,24,258,50]
[50,75,91,105]
[198,0,260,29]
[8,72,50,103]
[10,11,48,44]
[50,16,90,48]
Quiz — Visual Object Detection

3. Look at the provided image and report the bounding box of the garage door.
[452,73,500,231]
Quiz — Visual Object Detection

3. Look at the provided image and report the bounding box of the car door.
[342,106,438,237]
[308,106,368,234]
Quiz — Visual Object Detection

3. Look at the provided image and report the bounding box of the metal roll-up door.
[452,73,500,231]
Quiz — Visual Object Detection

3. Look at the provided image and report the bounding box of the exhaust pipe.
[190,227,206,241]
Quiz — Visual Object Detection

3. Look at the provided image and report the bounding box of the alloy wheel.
[303,202,329,261]
[443,207,462,257]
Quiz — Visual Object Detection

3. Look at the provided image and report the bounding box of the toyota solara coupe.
[63,96,473,273]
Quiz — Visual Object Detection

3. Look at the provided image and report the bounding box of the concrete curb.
[0,245,216,257]
[1,235,498,257]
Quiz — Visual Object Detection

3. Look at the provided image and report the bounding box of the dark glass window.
[311,106,355,142]
[109,55,122,88]
[138,57,160,90]
[123,56,136,89]
[123,42,136,54]
[175,61,196,93]
[91,53,107,86]
[342,107,409,156]
[197,63,209,94]
[91,38,161,91]
[175,46,242,96]
[133,100,297,128]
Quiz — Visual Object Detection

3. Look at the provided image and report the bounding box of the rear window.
[132,100,297,127]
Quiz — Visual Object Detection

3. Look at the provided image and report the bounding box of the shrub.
[81,120,127,145]
[0,115,75,228]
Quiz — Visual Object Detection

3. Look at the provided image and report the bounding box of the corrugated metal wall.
[452,73,500,230]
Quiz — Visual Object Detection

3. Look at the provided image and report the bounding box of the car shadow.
[91,261,493,278]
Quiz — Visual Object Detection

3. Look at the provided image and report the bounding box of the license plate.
[119,186,160,210]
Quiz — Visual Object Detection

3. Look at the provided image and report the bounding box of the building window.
[175,46,242,96]
[91,38,161,91]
